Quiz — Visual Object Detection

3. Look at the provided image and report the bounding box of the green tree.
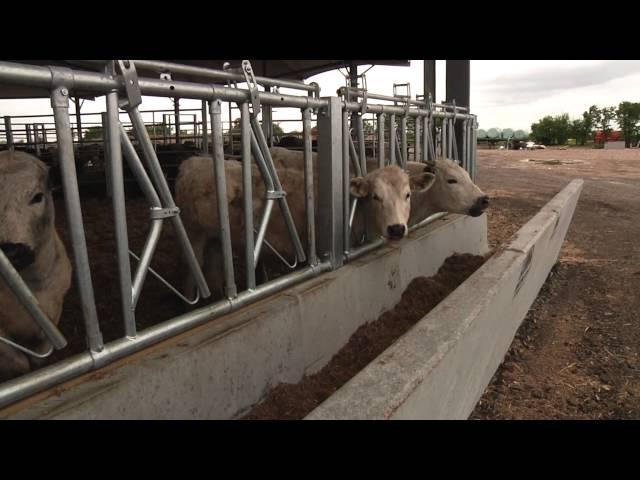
[83,126,104,141]
[591,105,617,145]
[531,113,570,145]
[616,101,640,148]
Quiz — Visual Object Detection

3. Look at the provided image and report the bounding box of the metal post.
[415,116,421,162]
[348,135,363,177]
[173,98,180,145]
[317,97,343,269]
[74,97,83,145]
[201,100,208,154]
[389,113,396,166]
[446,60,470,163]
[50,85,103,352]
[262,86,273,147]
[377,113,385,168]
[342,109,350,255]
[210,99,237,298]
[442,117,448,158]
[302,107,317,266]
[240,101,255,290]
[4,116,14,151]
[101,112,113,198]
[33,123,40,156]
[25,124,32,147]
[228,103,234,154]
[106,90,135,338]
[356,113,367,175]
[162,114,168,145]
[400,114,407,168]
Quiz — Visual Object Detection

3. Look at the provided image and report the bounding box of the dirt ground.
[470,147,640,420]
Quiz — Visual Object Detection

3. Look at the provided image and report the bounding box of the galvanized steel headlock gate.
[0,60,477,409]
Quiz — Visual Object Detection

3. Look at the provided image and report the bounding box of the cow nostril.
[481,196,490,206]
[387,224,406,237]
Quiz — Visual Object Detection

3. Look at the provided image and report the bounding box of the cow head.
[416,158,489,217]
[350,165,435,240]
[0,151,56,271]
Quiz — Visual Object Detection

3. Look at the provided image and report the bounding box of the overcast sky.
[2,60,639,134]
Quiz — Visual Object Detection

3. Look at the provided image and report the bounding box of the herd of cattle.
[0,145,489,383]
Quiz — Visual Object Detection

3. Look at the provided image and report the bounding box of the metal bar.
[119,124,162,207]
[377,113,385,168]
[302,107,317,266]
[210,99,237,298]
[316,97,344,269]
[174,98,180,144]
[106,90,136,337]
[0,250,67,349]
[74,97,83,145]
[251,115,307,263]
[201,100,208,154]
[449,118,454,161]
[0,62,475,119]
[253,199,275,264]
[355,114,367,176]
[131,59,318,93]
[442,118,448,158]
[0,260,331,410]
[240,102,255,289]
[348,135,362,177]
[131,219,163,307]
[127,107,211,298]
[262,87,273,147]
[25,124,32,145]
[389,113,396,165]
[4,116,14,150]
[50,85,103,352]
[102,112,113,198]
[415,116,421,162]
[342,109,351,255]
[400,114,407,168]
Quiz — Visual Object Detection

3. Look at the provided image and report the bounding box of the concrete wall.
[306,179,583,420]
[1,214,488,419]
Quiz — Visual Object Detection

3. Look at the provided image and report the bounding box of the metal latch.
[241,60,261,118]
[117,60,142,110]
[150,206,180,219]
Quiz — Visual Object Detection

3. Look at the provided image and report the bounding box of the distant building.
[594,130,622,143]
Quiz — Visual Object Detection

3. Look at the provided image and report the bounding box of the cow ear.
[410,172,436,192]
[350,177,369,198]
[423,163,436,174]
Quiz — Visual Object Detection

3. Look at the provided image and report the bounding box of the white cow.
[0,150,72,382]
[175,156,434,298]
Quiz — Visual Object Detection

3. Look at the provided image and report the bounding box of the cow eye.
[447,179,458,184]
[405,192,411,200]
[373,194,382,202]
[30,193,45,204]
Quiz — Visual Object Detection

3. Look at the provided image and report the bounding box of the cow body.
[175,155,432,298]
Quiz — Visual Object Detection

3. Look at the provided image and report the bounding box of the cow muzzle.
[386,224,406,240]
[0,242,36,271]
[468,195,490,217]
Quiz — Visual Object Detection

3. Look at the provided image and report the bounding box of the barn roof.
[0,60,411,99]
